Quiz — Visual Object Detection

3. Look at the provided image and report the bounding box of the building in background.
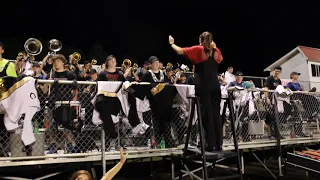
[264,46,320,91]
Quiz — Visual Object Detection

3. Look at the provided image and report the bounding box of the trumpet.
[123,59,131,69]
[24,38,42,56]
[133,63,138,69]
[69,65,76,71]
[16,52,25,60]
[91,59,97,65]
[72,52,81,62]
[184,66,190,72]
[48,39,62,56]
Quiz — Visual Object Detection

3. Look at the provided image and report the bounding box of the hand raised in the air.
[120,147,128,164]
[169,35,175,45]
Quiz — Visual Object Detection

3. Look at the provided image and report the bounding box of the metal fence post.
[101,127,106,175]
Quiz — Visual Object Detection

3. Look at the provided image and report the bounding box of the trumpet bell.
[24,38,42,56]
[133,63,138,69]
[48,39,62,52]
[123,59,131,68]
[72,52,81,62]
[91,59,97,65]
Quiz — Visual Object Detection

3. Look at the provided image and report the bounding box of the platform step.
[186,148,238,160]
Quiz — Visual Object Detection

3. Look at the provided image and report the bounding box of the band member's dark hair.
[200,31,213,54]
[84,61,90,65]
[51,54,67,64]
[274,66,282,71]
[106,55,115,61]
[105,55,116,68]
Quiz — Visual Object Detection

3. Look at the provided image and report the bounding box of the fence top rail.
[243,75,267,79]
[228,87,320,95]
[36,79,319,95]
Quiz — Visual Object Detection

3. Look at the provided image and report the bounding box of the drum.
[55,101,81,124]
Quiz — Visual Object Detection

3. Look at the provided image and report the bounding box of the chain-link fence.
[1,79,320,168]
[222,88,320,146]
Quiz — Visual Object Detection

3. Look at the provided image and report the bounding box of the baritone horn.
[91,59,97,65]
[167,62,173,69]
[48,39,62,55]
[24,38,42,56]
[72,52,81,62]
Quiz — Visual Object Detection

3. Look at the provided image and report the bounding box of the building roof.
[264,46,320,72]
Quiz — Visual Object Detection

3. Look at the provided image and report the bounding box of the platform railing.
[0,80,320,168]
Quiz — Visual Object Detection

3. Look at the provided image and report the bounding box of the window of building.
[311,64,320,77]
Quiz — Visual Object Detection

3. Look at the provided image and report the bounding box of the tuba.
[91,59,97,65]
[48,39,62,55]
[72,52,81,62]
[24,38,42,56]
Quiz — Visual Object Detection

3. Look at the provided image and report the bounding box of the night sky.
[1,2,320,76]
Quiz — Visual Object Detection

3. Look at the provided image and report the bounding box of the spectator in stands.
[286,72,303,91]
[227,71,245,88]
[0,42,17,77]
[228,71,255,88]
[32,62,47,79]
[223,66,235,85]
[266,66,282,90]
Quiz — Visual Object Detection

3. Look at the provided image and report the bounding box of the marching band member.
[141,56,169,83]
[41,54,54,74]
[169,32,224,151]
[97,55,125,81]
[136,61,150,79]
[223,66,235,86]
[0,42,17,78]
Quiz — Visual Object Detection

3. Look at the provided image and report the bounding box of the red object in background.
[290,132,294,139]
[151,136,156,148]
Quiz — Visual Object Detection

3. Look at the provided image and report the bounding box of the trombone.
[48,39,62,56]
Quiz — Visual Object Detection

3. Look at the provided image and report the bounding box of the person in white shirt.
[222,66,235,86]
